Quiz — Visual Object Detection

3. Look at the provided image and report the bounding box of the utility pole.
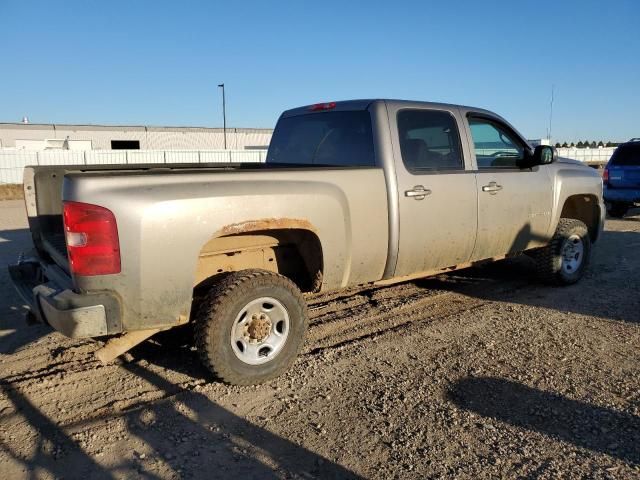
[218,83,227,149]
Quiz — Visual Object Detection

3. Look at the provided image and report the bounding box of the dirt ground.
[0,185,24,201]
[0,199,638,479]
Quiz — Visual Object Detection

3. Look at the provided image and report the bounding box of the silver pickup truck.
[9,99,605,385]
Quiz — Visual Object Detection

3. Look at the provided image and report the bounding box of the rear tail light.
[63,201,121,276]
[603,167,609,185]
[310,102,336,111]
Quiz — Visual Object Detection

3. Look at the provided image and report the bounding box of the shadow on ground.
[0,362,361,479]
[0,228,51,354]
[448,376,640,465]
[416,228,640,324]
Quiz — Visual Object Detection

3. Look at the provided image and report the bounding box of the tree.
[590,141,597,148]
[583,140,590,148]
[570,142,575,147]
[562,142,569,148]
[555,142,561,148]
[576,141,584,148]
[597,141,604,148]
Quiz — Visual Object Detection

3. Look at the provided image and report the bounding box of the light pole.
[218,83,227,149]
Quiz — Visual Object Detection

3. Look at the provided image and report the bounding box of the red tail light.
[603,167,609,185]
[63,201,121,276]
[310,102,336,111]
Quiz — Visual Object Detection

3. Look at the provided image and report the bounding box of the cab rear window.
[610,143,640,166]
[266,111,375,166]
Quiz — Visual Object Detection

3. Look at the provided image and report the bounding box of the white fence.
[0,146,615,185]
[0,149,267,184]
[556,147,614,165]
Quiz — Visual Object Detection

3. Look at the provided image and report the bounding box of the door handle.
[482,182,503,194]
[405,185,432,200]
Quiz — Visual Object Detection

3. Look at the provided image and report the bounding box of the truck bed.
[24,162,385,278]
[23,163,272,272]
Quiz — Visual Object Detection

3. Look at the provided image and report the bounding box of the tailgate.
[23,166,70,272]
[608,165,640,189]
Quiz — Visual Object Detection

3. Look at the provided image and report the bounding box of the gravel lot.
[1,199,639,479]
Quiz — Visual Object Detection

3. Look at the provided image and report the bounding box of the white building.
[0,122,273,151]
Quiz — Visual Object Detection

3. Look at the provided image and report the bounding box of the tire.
[194,269,308,385]
[607,203,628,218]
[533,218,591,285]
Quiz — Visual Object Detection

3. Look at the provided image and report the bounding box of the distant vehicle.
[10,99,605,385]
[603,140,640,217]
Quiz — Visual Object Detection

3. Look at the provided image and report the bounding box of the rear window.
[266,111,375,166]
[610,143,640,166]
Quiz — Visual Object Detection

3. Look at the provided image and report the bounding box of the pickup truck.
[9,99,605,385]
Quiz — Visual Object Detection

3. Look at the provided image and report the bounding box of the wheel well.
[560,195,601,242]
[194,229,323,294]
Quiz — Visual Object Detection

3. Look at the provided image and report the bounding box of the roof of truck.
[281,99,496,119]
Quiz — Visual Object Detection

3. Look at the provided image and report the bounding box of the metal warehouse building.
[0,123,273,151]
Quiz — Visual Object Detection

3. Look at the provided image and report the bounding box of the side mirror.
[533,145,557,165]
[520,145,557,168]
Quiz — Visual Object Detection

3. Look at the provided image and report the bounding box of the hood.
[557,156,586,166]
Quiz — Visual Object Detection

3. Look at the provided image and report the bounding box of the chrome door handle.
[482,182,503,194]
[405,185,432,200]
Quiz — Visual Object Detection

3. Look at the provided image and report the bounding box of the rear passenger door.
[389,106,478,277]
[463,115,553,260]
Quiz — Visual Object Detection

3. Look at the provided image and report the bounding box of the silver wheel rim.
[230,297,290,365]
[561,234,584,274]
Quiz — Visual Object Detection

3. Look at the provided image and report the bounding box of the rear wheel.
[533,218,591,285]
[194,269,308,385]
[607,202,629,218]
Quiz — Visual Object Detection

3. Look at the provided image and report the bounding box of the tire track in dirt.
[304,273,532,357]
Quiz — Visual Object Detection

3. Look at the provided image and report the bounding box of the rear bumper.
[8,259,120,338]
[604,186,640,204]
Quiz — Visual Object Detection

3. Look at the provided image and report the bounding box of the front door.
[465,116,553,260]
[390,106,478,277]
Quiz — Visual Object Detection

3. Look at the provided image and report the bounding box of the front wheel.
[532,218,591,285]
[194,269,308,385]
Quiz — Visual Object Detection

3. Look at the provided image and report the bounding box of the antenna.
[548,84,555,143]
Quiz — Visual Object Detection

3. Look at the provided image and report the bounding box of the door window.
[397,110,464,172]
[468,118,525,168]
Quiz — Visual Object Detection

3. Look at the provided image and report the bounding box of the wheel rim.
[561,234,584,274]
[230,297,290,365]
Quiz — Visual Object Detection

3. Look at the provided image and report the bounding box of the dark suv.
[604,140,640,217]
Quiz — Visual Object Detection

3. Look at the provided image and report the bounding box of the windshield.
[266,111,375,166]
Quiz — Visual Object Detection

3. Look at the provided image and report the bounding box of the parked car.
[9,99,605,385]
[604,140,640,217]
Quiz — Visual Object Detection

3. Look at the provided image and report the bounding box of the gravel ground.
[0,199,639,479]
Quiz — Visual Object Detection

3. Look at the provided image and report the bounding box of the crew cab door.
[388,105,478,277]
[462,114,553,260]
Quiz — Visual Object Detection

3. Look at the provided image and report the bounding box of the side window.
[468,118,525,168]
[397,109,464,172]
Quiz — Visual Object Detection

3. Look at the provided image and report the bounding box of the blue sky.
[1,0,638,142]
